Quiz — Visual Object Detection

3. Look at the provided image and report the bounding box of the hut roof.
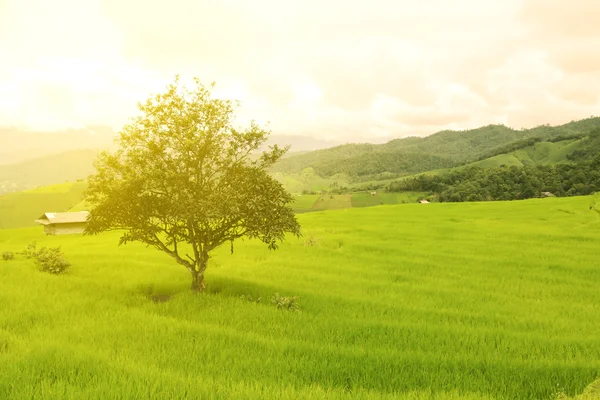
[35,211,90,226]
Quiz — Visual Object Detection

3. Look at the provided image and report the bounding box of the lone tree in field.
[85,77,301,291]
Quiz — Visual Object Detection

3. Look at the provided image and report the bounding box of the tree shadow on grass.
[204,276,282,301]
[132,275,290,305]
[135,282,186,303]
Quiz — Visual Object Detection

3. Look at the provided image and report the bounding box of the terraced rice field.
[0,196,599,399]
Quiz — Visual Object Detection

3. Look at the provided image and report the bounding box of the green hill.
[0,149,97,194]
[467,138,583,169]
[271,117,600,181]
[0,182,87,229]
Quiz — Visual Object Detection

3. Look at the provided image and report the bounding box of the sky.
[1,0,599,142]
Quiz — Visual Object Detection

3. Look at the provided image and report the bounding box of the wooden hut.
[35,211,89,235]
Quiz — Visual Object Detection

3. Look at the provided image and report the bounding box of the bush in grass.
[270,293,300,312]
[20,241,38,259]
[302,233,318,247]
[2,251,14,261]
[240,294,262,304]
[33,247,71,274]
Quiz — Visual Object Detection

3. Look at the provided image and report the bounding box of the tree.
[85,77,301,292]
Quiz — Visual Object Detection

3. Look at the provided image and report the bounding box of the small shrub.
[240,294,262,304]
[2,252,14,261]
[20,242,38,259]
[270,293,300,312]
[303,233,318,247]
[34,246,71,274]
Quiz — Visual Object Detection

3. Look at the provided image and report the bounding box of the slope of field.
[272,170,348,194]
[350,192,428,207]
[463,140,580,169]
[0,149,97,194]
[1,197,599,399]
[410,139,583,178]
[311,194,353,211]
[0,182,87,229]
[290,194,320,213]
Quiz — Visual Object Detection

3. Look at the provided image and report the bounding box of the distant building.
[541,192,555,197]
[419,199,430,204]
[35,211,89,235]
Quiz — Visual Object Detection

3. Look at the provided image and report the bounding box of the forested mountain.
[391,157,600,202]
[2,117,599,196]
[271,117,600,180]
[390,128,600,202]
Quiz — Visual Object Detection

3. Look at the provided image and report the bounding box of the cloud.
[0,0,599,141]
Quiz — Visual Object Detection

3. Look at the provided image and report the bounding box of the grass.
[290,194,321,213]
[0,182,87,229]
[1,196,600,399]
[312,194,353,210]
[351,192,429,207]
[271,171,348,194]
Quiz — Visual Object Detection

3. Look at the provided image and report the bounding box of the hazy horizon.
[1,0,599,142]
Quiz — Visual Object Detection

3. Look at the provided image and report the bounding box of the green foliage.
[312,151,454,179]
[567,128,600,162]
[33,246,71,274]
[270,293,300,312]
[391,156,600,202]
[2,251,14,261]
[271,117,600,180]
[20,241,39,259]
[20,242,70,274]
[471,137,543,162]
[85,76,301,291]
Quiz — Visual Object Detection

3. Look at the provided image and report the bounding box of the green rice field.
[351,192,428,207]
[1,196,599,399]
[0,182,86,229]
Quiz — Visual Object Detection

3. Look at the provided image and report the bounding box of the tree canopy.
[390,154,600,202]
[85,77,301,291]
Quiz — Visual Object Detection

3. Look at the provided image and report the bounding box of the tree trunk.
[190,256,208,292]
[190,269,205,292]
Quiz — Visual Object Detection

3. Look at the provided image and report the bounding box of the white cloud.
[0,0,599,141]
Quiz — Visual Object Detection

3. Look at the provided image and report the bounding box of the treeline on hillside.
[469,132,586,164]
[312,152,454,178]
[390,156,600,202]
[566,128,600,161]
[471,137,543,162]
[271,117,600,180]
